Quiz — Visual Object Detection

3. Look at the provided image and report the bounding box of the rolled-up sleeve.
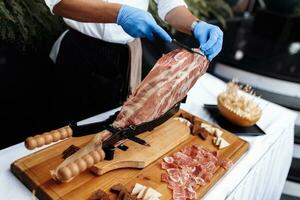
[44,0,61,14]
[155,0,187,21]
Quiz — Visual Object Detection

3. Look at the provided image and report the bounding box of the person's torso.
[63,0,149,44]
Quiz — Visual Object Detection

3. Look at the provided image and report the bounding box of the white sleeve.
[155,0,187,21]
[44,0,61,14]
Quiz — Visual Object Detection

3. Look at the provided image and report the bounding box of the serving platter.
[11,110,248,200]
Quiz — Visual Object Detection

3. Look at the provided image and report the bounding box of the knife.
[25,95,187,150]
[172,39,205,57]
[24,112,118,150]
[24,101,181,156]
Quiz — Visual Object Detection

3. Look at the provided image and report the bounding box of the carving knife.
[24,101,180,151]
[172,39,205,57]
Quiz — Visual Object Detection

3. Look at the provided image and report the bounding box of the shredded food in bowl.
[218,81,262,121]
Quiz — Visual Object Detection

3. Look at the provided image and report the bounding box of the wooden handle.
[25,126,73,150]
[56,147,105,182]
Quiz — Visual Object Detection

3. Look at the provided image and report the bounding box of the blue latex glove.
[117,5,172,43]
[193,21,223,61]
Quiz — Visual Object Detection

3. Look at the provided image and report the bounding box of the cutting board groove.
[11,110,248,200]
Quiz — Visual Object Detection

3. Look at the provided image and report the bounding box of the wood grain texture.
[91,119,190,175]
[11,110,248,200]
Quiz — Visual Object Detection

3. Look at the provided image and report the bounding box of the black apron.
[53,28,130,124]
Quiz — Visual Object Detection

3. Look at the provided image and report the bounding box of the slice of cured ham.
[161,145,232,200]
[51,49,209,182]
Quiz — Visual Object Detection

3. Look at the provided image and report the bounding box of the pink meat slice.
[161,162,178,170]
[167,168,183,183]
[173,152,198,168]
[173,186,186,200]
[161,145,233,200]
[161,173,169,183]
[113,49,209,128]
[194,177,206,186]
[164,156,175,164]
[192,165,202,177]
[185,186,196,199]
[219,159,233,170]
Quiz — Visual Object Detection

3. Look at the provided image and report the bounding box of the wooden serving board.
[11,110,248,200]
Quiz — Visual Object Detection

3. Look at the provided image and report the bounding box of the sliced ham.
[219,159,233,170]
[161,162,178,170]
[163,156,175,164]
[161,173,169,183]
[161,145,233,200]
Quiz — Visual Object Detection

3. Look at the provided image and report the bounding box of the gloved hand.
[117,5,172,43]
[193,21,223,61]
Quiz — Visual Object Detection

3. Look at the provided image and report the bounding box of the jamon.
[113,48,209,128]
[51,49,209,182]
[161,145,232,200]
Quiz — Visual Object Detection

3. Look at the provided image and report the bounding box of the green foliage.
[0,0,65,53]
[294,3,300,15]
[149,0,233,33]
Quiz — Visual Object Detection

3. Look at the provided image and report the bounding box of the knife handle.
[25,126,73,150]
[55,147,105,182]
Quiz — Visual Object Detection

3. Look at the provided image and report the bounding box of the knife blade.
[172,39,205,57]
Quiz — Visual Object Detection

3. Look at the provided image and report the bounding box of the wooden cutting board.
[11,110,248,200]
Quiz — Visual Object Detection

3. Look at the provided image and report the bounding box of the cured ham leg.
[114,48,209,128]
[51,48,209,182]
